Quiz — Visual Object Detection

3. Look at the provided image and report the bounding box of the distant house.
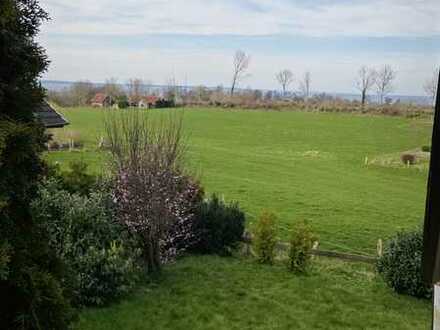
[91,93,112,107]
[33,101,69,128]
[138,95,159,108]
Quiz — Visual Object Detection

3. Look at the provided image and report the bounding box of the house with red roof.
[90,93,112,107]
[138,95,159,108]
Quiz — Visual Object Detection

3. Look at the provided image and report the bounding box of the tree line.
[229,50,438,106]
[47,50,438,109]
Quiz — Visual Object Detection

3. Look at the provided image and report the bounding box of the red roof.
[91,93,108,104]
[141,95,159,104]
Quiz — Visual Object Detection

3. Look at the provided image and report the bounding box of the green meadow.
[48,107,432,255]
[76,255,431,330]
[49,107,433,329]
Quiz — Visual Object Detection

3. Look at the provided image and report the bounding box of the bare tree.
[164,75,178,102]
[299,71,312,101]
[424,68,440,107]
[127,78,145,105]
[375,65,396,104]
[275,69,294,96]
[104,77,123,102]
[355,66,376,106]
[70,80,95,106]
[230,50,251,96]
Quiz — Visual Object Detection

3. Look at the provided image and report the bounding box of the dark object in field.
[400,153,416,165]
[422,71,440,285]
[422,145,431,152]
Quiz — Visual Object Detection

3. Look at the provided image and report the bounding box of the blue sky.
[39,0,440,95]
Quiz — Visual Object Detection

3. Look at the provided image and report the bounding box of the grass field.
[75,255,431,330]
[50,107,433,329]
[48,107,432,255]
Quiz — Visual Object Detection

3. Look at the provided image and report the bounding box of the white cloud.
[40,0,440,37]
[38,0,440,94]
[41,35,439,95]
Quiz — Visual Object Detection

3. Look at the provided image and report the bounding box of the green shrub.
[117,95,130,109]
[377,230,431,298]
[288,221,317,273]
[421,145,431,152]
[192,194,245,255]
[16,268,75,330]
[73,242,139,306]
[32,179,140,306]
[59,160,96,196]
[253,211,278,264]
[400,153,416,165]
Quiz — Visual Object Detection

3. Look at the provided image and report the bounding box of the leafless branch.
[355,66,376,106]
[375,65,396,104]
[230,50,251,96]
[424,68,439,107]
[299,71,312,101]
[275,69,294,96]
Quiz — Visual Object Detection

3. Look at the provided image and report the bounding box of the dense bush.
[192,194,245,255]
[156,98,175,108]
[422,145,431,152]
[57,160,97,196]
[31,179,140,306]
[0,0,74,328]
[377,230,431,298]
[288,221,317,273]
[73,242,139,306]
[253,211,278,264]
[117,95,130,109]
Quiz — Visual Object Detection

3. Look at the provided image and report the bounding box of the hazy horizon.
[39,0,440,96]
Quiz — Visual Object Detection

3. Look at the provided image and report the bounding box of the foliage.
[192,194,245,255]
[0,0,74,328]
[421,145,431,152]
[0,242,11,281]
[160,177,204,262]
[73,242,139,306]
[60,160,96,196]
[31,179,140,306]
[117,95,130,109]
[287,221,317,273]
[377,230,431,298]
[156,98,175,108]
[253,211,278,264]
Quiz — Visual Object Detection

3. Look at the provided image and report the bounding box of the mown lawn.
[47,107,433,255]
[75,255,431,330]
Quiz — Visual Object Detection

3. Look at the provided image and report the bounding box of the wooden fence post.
[311,241,319,259]
[377,239,383,258]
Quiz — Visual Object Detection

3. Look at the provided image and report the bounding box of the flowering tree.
[106,110,202,273]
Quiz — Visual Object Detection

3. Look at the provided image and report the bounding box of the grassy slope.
[48,107,432,254]
[75,255,430,330]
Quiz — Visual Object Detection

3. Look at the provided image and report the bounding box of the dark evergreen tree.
[0,1,74,328]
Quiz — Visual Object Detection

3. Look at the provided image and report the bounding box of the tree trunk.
[230,83,235,96]
[144,234,161,274]
[361,90,366,106]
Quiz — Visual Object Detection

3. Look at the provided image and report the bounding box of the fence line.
[243,239,380,264]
